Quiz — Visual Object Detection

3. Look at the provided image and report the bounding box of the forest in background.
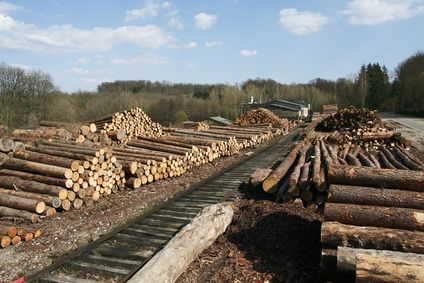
[0,51,423,129]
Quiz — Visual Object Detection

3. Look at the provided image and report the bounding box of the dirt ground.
[0,150,251,282]
[177,183,323,283]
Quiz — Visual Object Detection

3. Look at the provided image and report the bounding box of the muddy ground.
[0,149,253,282]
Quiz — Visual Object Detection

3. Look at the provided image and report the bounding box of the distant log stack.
[92,108,163,144]
[233,108,289,130]
[322,104,338,116]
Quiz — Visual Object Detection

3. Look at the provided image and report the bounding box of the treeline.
[0,51,422,129]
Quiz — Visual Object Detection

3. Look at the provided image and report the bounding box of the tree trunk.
[0,206,39,223]
[356,252,424,283]
[327,165,424,192]
[0,192,45,213]
[0,169,73,188]
[328,184,424,209]
[2,157,73,179]
[14,150,76,169]
[0,187,61,208]
[321,221,424,253]
[262,141,305,192]
[0,175,68,200]
[324,203,424,231]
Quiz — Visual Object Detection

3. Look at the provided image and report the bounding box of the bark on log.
[391,147,422,170]
[381,147,408,170]
[362,131,393,141]
[0,188,61,208]
[127,203,233,283]
[13,150,76,169]
[327,166,424,192]
[0,206,39,223]
[324,203,424,231]
[2,157,73,179]
[368,154,381,168]
[357,153,374,167]
[396,145,424,167]
[0,169,73,189]
[328,184,424,209]
[356,252,424,283]
[337,247,424,273]
[262,141,305,193]
[287,142,311,196]
[0,176,68,200]
[321,221,424,253]
[345,153,361,166]
[0,225,17,238]
[378,151,396,169]
[0,192,45,213]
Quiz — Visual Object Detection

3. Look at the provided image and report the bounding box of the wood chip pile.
[233,108,289,128]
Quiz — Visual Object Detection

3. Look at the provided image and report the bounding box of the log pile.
[321,164,424,281]
[322,104,338,116]
[0,221,41,248]
[233,108,289,128]
[182,121,210,131]
[92,108,163,143]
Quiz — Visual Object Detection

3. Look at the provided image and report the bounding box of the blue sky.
[0,0,423,92]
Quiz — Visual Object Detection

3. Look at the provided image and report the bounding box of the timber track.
[27,128,301,283]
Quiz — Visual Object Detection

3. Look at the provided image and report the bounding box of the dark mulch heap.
[178,186,323,283]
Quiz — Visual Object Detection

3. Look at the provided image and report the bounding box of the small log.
[345,153,361,166]
[362,131,393,141]
[263,141,305,193]
[391,147,422,170]
[298,162,311,190]
[357,153,374,167]
[2,157,73,179]
[356,252,424,283]
[328,184,424,209]
[1,235,11,248]
[324,203,424,231]
[368,154,380,168]
[0,137,14,153]
[381,147,408,170]
[378,151,396,169]
[321,221,424,253]
[287,142,311,196]
[396,145,424,167]
[0,169,73,189]
[312,143,322,187]
[0,193,46,213]
[327,166,424,192]
[0,225,17,238]
[0,188,61,208]
[0,206,39,223]
[0,176,68,199]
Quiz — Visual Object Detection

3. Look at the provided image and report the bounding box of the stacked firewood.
[0,142,125,218]
[321,164,424,282]
[233,108,289,128]
[92,108,163,143]
[0,221,41,248]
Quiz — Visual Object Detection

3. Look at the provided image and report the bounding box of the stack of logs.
[92,108,163,144]
[322,104,338,116]
[0,221,41,248]
[233,108,289,128]
[182,121,210,131]
[321,163,424,282]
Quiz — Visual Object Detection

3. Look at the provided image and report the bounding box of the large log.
[0,176,68,200]
[2,157,73,179]
[0,206,39,223]
[337,247,424,273]
[324,203,424,231]
[0,188,61,208]
[127,203,233,283]
[356,252,424,283]
[13,150,76,169]
[0,193,45,213]
[327,166,424,192]
[327,184,424,209]
[0,169,73,189]
[321,221,424,253]
[262,141,305,193]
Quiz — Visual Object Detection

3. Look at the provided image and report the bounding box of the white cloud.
[184,42,197,48]
[167,10,183,29]
[110,54,167,65]
[65,67,91,76]
[184,61,195,67]
[240,49,258,57]
[194,13,218,30]
[343,0,424,25]
[205,41,223,48]
[125,0,160,21]
[76,57,91,65]
[125,0,173,21]
[279,8,328,35]
[0,1,19,14]
[0,10,173,52]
